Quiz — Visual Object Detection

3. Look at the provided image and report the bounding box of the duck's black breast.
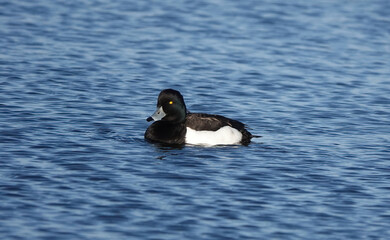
[144,121,186,145]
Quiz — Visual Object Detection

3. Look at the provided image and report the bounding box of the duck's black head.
[147,89,187,123]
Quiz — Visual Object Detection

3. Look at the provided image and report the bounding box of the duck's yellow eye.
[169,101,173,105]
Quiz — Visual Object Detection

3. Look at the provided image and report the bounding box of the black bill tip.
[146,116,153,122]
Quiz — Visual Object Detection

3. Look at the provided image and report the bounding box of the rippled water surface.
[1,0,390,239]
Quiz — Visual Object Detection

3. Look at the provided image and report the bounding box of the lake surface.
[1,0,390,239]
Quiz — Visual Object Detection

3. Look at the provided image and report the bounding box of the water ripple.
[1,0,390,239]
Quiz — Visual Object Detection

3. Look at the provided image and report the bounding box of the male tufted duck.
[145,89,257,146]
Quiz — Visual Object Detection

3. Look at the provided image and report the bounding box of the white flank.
[185,126,243,146]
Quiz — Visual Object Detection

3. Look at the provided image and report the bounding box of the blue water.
[1,0,390,239]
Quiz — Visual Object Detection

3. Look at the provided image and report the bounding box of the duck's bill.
[146,106,166,122]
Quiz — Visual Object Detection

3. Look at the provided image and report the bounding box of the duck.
[145,89,257,146]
